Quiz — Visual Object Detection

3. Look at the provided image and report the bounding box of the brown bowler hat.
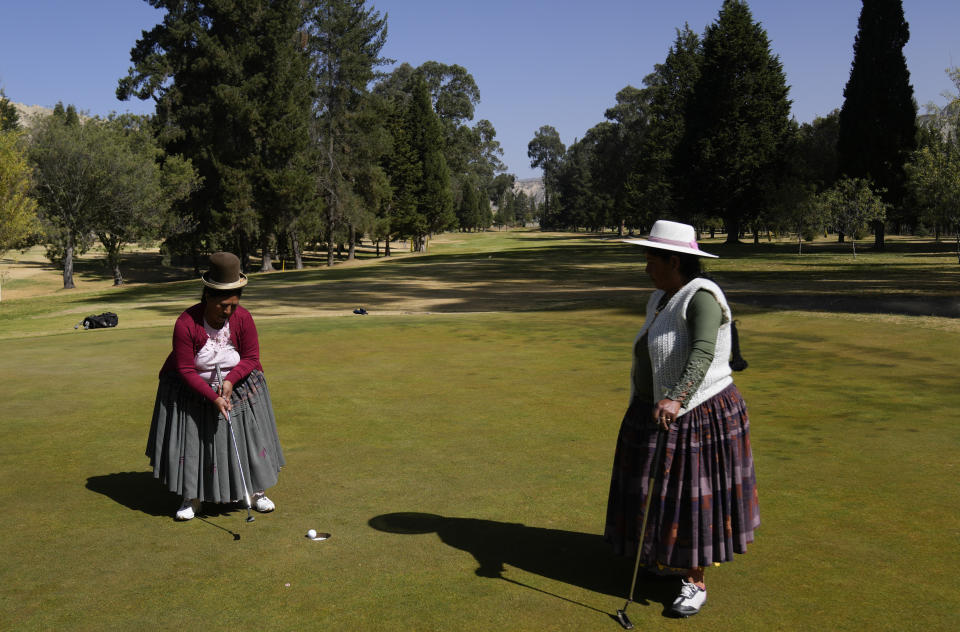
[201,252,248,290]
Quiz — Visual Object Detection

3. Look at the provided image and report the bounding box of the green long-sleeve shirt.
[632,289,723,406]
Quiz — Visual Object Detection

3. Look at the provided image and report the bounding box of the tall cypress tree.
[837,0,916,246]
[680,0,792,243]
[628,25,702,230]
[408,74,454,246]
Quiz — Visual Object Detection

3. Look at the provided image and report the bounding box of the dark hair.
[201,286,243,303]
[647,248,704,281]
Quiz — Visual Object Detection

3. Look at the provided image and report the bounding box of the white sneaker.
[671,580,706,617]
[175,498,200,521]
[252,493,275,513]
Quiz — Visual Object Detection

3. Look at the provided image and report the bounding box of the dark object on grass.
[730,320,748,371]
[75,312,119,330]
[353,307,368,315]
[615,430,667,630]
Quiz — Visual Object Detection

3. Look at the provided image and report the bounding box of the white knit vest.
[632,278,733,414]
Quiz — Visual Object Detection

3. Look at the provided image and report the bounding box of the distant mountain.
[513,177,544,204]
[9,101,54,127]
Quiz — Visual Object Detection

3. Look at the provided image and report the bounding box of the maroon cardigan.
[159,303,264,404]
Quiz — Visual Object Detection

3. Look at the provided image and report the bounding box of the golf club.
[615,428,667,630]
[216,364,254,523]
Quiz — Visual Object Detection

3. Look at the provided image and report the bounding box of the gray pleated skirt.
[146,370,285,503]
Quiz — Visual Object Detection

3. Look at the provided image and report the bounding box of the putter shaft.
[616,429,667,628]
[217,364,254,522]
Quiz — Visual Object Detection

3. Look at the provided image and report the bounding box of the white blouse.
[195,319,241,386]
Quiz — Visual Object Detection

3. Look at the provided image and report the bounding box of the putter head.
[615,609,634,630]
[246,515,255,523]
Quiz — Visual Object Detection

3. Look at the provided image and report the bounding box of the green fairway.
[1,231,958,631]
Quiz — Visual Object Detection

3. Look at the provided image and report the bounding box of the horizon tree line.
[529,0,954,253]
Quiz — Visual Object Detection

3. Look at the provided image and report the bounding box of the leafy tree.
[488,173,515,208]
[907,135,960,254]
[527,125,565,228]
[308,0,390,266]
[28,108,100,288]
[0,129,38,257]
[837,0,916,247]
[29,111,197,287]
[909,66,960,255]
[93,115,198,285]
[795,111,840,194]
[816,177,888,258]
[119,0,314,271]
[680,1,792,243]
[1,89,20,131]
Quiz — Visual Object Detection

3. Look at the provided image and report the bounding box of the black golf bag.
[80,312,119,330]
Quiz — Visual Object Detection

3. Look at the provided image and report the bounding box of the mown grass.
[1,230,958,631]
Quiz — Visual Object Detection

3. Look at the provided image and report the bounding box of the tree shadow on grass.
[368,512,677,619]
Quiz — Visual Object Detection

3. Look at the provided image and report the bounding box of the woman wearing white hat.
[605,220,758,618]
[146,252,285,520]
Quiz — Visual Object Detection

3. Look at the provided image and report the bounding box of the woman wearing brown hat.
[605,221,758,618]
[146,252,285,520]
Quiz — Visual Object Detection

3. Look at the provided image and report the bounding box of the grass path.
[1,230,957,630]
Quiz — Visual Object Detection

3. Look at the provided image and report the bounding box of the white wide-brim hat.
[623,220,718,258]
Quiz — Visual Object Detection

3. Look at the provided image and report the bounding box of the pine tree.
[629,25,701,230]
[838,0,916,246]
[119,0,314,270]
[680,1,792,243]
[308,0,390,266]
[409,75,454,243]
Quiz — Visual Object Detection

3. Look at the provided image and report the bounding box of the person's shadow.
[368,512,676,618]
[86,471,245,538]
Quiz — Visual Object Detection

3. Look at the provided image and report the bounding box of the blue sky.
[1,1,957,179]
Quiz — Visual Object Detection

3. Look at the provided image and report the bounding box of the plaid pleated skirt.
[146,370,285,503]
[604,384,759,569]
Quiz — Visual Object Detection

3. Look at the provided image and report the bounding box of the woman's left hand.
[652,398,682,431]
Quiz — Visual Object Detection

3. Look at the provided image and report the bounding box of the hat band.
[648,235,700,251]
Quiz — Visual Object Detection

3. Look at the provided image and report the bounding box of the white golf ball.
[307,529,317,539]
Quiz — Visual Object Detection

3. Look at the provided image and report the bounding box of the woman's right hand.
[215,396,232,417]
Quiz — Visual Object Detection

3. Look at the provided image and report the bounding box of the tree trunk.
[63,231,76,289]
[725,216,741,244]
[290,230,303,269]
[347,224,356,261]
[260,232,275,272]
[872,220,885,250]
[112,261,124,286]
[375,240,380,257]
[102,235,124,286]
[385,238,391,257]
[838,231,845,243]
